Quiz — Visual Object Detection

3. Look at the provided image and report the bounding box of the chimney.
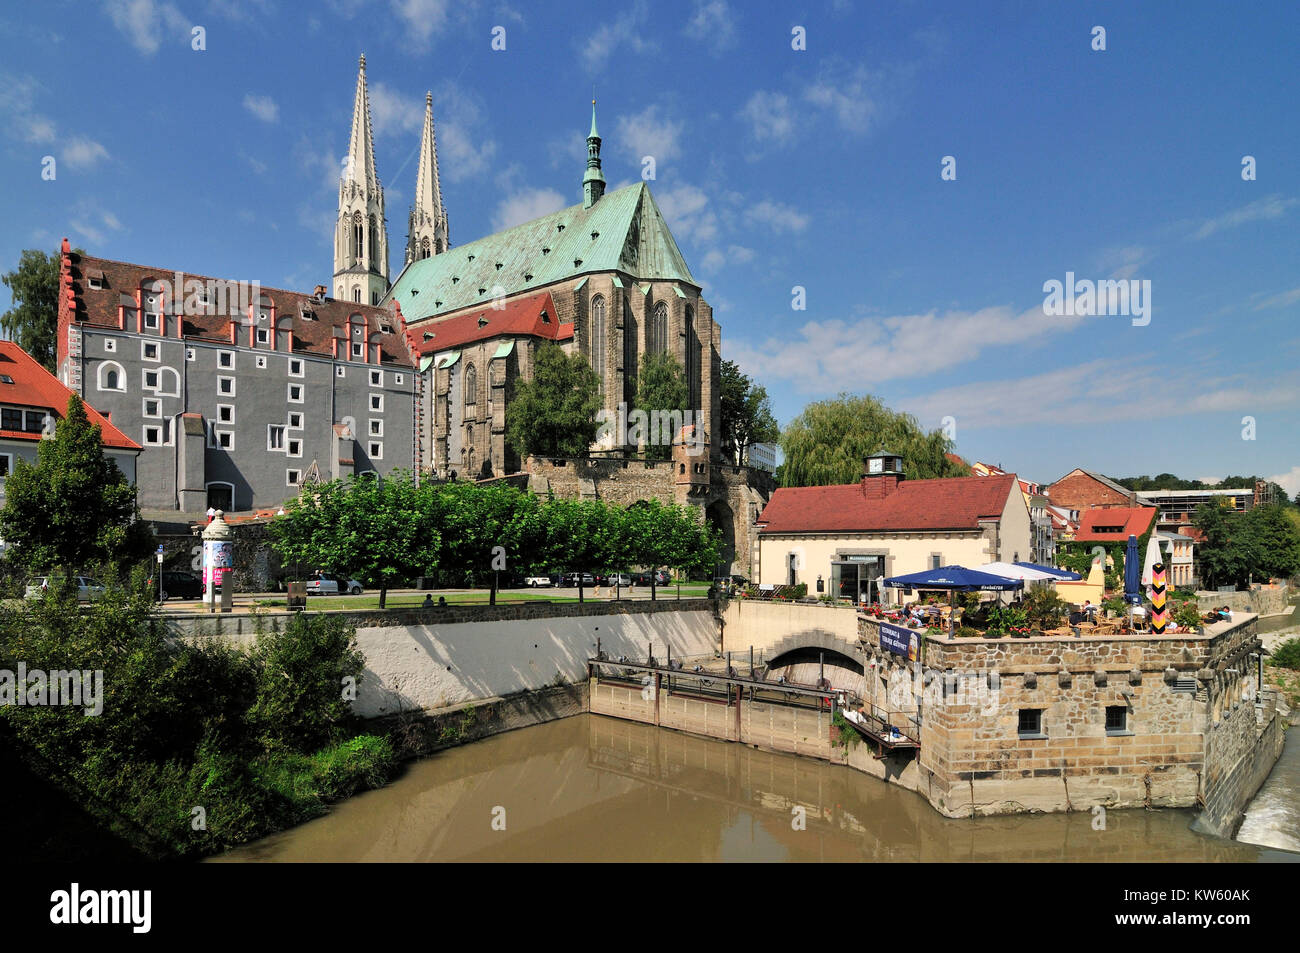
[314,284,328,301]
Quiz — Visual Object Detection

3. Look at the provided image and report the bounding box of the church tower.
[583,101,605,209]
[405,91,450,264]
[333,54,390,305]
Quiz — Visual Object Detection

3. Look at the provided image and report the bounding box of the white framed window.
[370,369,382,387]
[256,327,269,344]
[267,425,285,451]
[370,393,383,412]
[256,355,267,369]
[217,404,234,424]
[144,312,159,330]
[395,373,404,385]
[88,276,103,290]
[103,338,117,353]
[287,412,303,429]
[142,341,159,362]
[368,441,383,459]
[218,350,235,369]
[286,469,301,486]
[143,369,160,391]
[287,383,304,403]
[143,425,164,446]
[287,437,302,458]
[369,418,383,437]
[352,342,364,359]
[289,359,304,377]
[217,430,234,450]
[142,398,161,419]
[98,361,126,392]
[0,453,12,478]
[218,376,235,396]
[335,365,346,378]
[185,347,196,362]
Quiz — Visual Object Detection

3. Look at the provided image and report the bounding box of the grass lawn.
[253,585,711,611]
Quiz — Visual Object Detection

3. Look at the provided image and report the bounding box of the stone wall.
[721,598,860,659]
[1195,688,1286,838]
[1197,582,1290,617]
[856,613,1281,820]
[173,598,720,717]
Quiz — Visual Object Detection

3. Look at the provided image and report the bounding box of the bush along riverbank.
[0,576,398,860]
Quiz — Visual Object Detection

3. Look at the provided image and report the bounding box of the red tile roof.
[1074,506,1157,542]
[0,341,140,450]
[63,251,415,367]
[757,474,1018,534]
[408,291,573,356]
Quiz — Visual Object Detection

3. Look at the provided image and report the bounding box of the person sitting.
[1082,600,1098,622]
[422,593,434,610]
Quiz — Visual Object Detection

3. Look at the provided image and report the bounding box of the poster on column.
[204,539,233,589]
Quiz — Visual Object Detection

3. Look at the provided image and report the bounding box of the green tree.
[0,394,151,574]
[505,343,602,459]
[779,393,967,487]
[1,248,64,372]
[429,480,541,602]
[634,352,689,460]
[719,359,779,466]
[269,472,437,608]
[1193,500,1254,591]
[537,498,620,602]
[1242,504,1300,581]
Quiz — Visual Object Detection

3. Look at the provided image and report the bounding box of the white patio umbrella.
[1140,535,1163,586]
[974,562,1058,582]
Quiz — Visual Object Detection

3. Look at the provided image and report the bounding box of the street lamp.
[155,545,165,602]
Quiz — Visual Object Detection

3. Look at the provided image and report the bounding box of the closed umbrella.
[1123,534,1141,606]
[1141,535,1162,586]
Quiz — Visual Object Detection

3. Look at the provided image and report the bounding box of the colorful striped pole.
[1150,561,1168,634]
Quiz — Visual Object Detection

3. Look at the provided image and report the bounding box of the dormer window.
[591,231,599,240]
[467,254,475,262]
[556,224,565,232]
[451,276,459,284]
[477,316,488,327]
[495,263,502,270]
[88,276,103,290]
[573,259,582,267]
[540,311,551,324]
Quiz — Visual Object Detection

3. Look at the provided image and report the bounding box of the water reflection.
[217,715,1290,863]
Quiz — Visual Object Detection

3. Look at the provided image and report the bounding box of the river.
[216,715,1298,863]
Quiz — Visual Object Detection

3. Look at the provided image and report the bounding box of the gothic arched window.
[369,215,379,265]
[464,364,477,407]
[352,212,364,261]
[421,237,431,260]
[651,301,668,354]
[684,306,696,406]
[590,295,606,386]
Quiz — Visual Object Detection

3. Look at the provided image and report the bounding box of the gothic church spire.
[333,53,389,304]
[406,91,450,264]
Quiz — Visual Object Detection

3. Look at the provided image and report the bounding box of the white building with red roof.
[755,450,1031,601]
[0,341,141,503]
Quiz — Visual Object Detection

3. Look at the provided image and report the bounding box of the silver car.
[24,576,106,602]
[304,572,364,596]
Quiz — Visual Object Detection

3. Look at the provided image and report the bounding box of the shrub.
[954,626,981,639]
[1022,588,1068,629]
[1272,638,1300,671]
[1173,601,1203,629]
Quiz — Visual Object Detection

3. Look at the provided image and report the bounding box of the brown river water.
[215,715,1299,863]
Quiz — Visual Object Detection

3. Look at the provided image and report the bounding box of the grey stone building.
[55,244,416,513]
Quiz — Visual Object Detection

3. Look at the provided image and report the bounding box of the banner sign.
[881,622,920,661]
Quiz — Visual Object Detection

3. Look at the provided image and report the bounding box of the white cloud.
[1268,466,1300,499]
[18,113,56,144]
[700,244,754,271]
[389,0,452,49]
[242,93,279,123]
[492,188,566,231]
[1253,286,1300,311]
[803,62,882,134]
[104,0,191,55]
[656,184,718,245]
[739,90,797,145]
[1191,194,1299,240]
[615,104,683,165]
[687,0,737,50]
[63,137,110,169]
[745,199,809,233]
[368,82,424,139]
[581,2,656,70]
[68,206,125,247]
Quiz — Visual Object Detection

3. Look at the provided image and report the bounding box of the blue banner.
[880,622,921,661]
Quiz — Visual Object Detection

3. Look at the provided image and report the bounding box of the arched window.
[98,360,126,392]
[651,301,668,354]
[352,212,364,261]
[684,306,696,407]
[369,215,379,264]
[420,237,431,260]
[590,295,606,386]
[464,364,477,406]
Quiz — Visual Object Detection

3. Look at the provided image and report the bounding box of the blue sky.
[2,1,1297,491]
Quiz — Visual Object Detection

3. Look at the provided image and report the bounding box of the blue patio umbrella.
[1123,534,1142,605]
[882,565,1023,637]
[1014,561,1082,581]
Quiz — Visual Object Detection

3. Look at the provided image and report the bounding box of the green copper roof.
[589,103,599,139]
[492,339,516,359]
[386,182,697,322]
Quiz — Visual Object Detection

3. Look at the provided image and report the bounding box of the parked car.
[24,576,106,602]
[654,570,673,586]
[560,571,596,587]
[605,572,633,587]
[146,570,205,601]
[305,572,364,596]
[525,575,554,587]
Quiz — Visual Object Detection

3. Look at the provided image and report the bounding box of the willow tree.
[779,393,967,487]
